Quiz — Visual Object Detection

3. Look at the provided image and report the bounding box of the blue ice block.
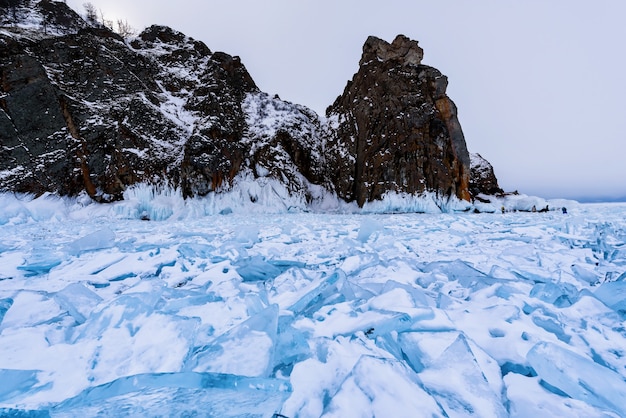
[594,281,626,315]
[288,270,351,317]
[235,256,283,282]
[0,298,13,327]
[66,228,116,256]
[0,369,41,402]
[528,341,626,416]
[17,252,62,276]
[530,282,578,307]
[422,259,497,290]
[52,371,291,417]
[186,305,279,377]
[53,283,102,324]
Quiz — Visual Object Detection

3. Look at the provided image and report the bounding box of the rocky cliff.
[0,0,501,209]
[326,35,471,206]
[1,1,263,201]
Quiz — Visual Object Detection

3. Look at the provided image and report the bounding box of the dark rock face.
[326,35,471,206]
[470,153,503,197]
[1,5,260,200]
[129,25,259,197]
[1,2,500,207]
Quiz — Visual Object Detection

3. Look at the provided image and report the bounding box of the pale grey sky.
[67,0,626,201]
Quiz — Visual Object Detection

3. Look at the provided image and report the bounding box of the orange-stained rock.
[326,35,471,205]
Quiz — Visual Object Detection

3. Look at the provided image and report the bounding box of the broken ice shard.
[66,228,116,256]
[74,291,162,341]
[421,259,497,290]
[0,298,13,327]
[235,255,283,282]
[52,372,291,417]
[288,270,352,317]
[594,281,626,316]
[234,224,260,247]
[531,310,571,343]
[158,292,222,314]
[176,242,216,259]
[418,334,508,418]
[17,250,62,276]
[53,283,102,325]
[529,282,578,307]
[570,264,600,285]
[527,341,626,416]
[356,218,383,242]
[322,355,444,417]
[273,316,311,376]
[308,306,417,339]
[186,304,279,377]
[0,369,41,402]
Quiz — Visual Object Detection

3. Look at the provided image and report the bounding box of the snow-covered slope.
[0,195,624,416]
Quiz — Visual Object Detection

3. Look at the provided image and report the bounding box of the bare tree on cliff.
[99,9,113,31]
[83,2,98,26]
[116,19,135,38]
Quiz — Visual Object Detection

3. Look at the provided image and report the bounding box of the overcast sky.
[67,0,626,201]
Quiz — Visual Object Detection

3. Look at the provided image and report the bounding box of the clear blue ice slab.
[17,252,62,277]
[594,281,626,315]
[52,283,102,325]
[158,292,223,314]
[177,242,216,259]
[185,305,279,377]
[235,256,283,282]
[50,371,291,417]
[417,334,507,417]
[356,218,383,243]
[0,369,43,402]
[73,290,163,341]
[272,316,311,376]
[530,282,578,307]
[66,228,116,256]
[234,257,305,283]
[288,270,352,317]
[321,355,444,417]
[528,341,626,416]
[421,259,497,290]
[0,298,13,326]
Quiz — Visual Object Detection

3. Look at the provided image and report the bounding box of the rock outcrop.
[1,1,263,201]
[326,35,471,206]
[0,1,501,209]
[470,153,503,197]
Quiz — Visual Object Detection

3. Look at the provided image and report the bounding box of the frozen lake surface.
[1,195,625,417]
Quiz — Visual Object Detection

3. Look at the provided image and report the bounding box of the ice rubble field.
[1,195,626,417]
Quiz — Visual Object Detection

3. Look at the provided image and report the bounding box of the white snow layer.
[0,192,624,417]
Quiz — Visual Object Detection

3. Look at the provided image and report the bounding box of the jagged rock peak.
[328,34,471,206]
[470,153,503,197]
[132,25,210,54]
[137,25,193,46]
[360,34,424,66]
